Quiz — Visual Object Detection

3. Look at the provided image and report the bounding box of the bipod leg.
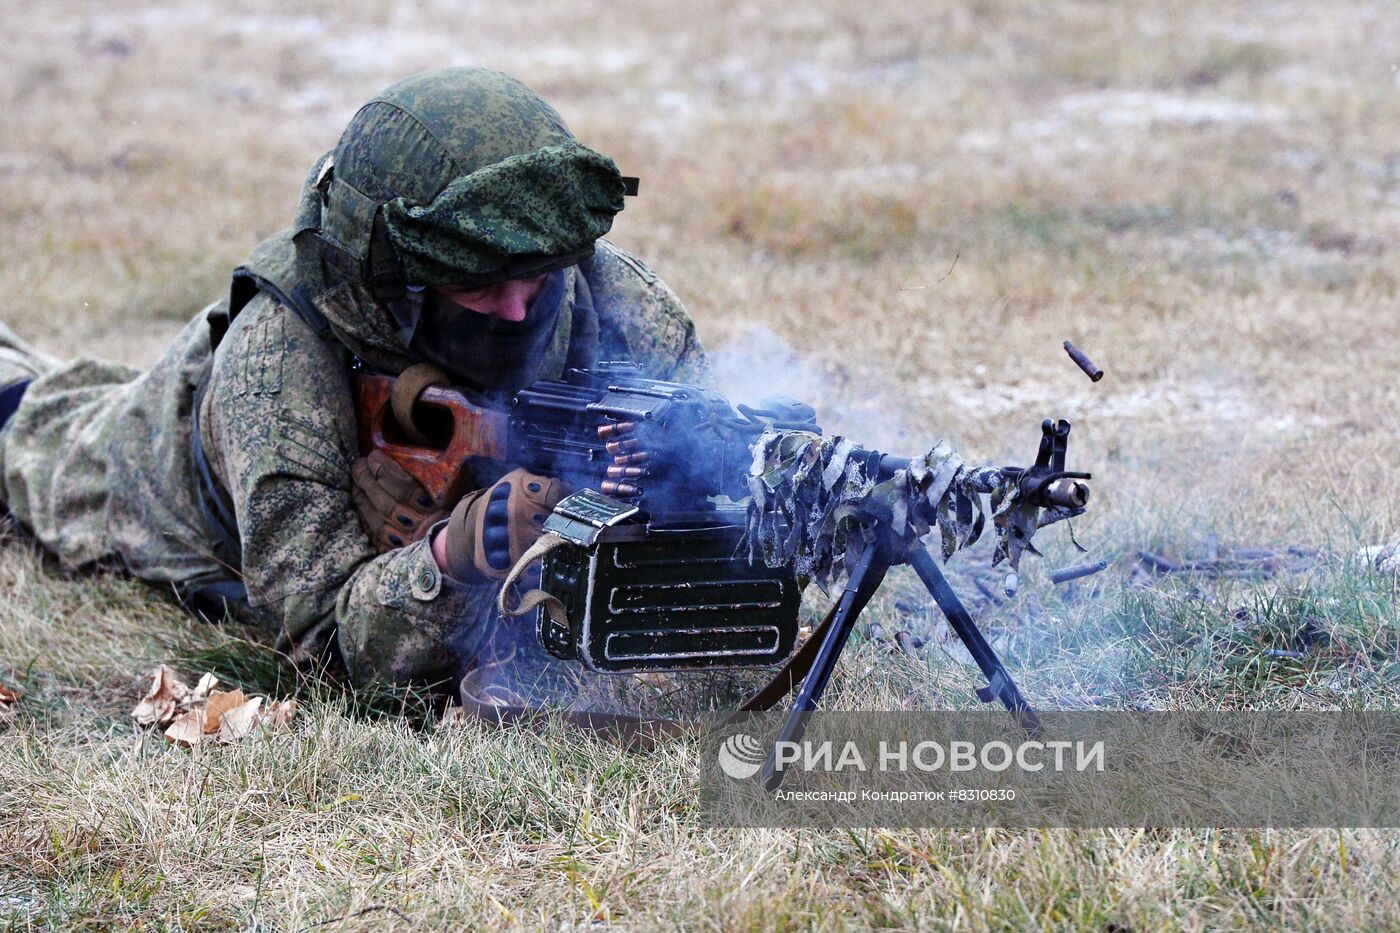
[906,547,1043,735]
[760,545,890,792]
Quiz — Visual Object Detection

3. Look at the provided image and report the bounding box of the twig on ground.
[898,253,959,290]
[298,905,412,931]
[1137,546,1316,580]
[1138,551,1178,573]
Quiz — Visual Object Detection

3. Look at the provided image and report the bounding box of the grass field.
[3,0,1399,928]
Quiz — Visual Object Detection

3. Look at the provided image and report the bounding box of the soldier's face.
[434,274,548,323]
[407,268,565,391]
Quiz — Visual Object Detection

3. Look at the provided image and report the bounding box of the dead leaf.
[164,709,205,747]
[202,688,248,735]
[192,672,219,702]
[214,696,263,743]
[263,698,297,731]
[132,665,191,727]
[437,706,469,729]
[134,667,293,748]
[0,683,23,725]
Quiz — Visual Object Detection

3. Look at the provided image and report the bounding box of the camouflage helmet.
[295,68,629,295]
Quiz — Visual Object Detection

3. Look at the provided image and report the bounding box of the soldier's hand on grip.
[440,469,568,582]
[350,450,449,553]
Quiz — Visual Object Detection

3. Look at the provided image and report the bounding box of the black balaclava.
[403,268,568,395]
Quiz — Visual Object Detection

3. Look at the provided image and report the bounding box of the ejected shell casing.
[1063,340,1104,382]
[601,481,642,498]
[895,631,925,657]
[597,421,637,440]
[1049,558,1109,585]
[1137,551,1177,573]
[615,451,650,466]
[605,437,642,456]
[606,465,647,479]
[1045,478,1090,508]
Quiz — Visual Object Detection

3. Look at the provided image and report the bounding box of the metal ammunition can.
[537,511,801,673]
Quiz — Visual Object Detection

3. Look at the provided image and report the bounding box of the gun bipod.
[759,542,1041,792]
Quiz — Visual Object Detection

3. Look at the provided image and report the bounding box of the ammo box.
[537,490,802,673]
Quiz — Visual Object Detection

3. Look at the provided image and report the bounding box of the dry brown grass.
[3,0,1400,928]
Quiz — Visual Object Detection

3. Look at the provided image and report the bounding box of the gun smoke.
[707,323,922,456]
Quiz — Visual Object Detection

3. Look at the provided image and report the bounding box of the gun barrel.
[1045,478,1090,508]
[876,454,908,479]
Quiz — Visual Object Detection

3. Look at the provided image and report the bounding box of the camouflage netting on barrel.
[743,430,1081,592]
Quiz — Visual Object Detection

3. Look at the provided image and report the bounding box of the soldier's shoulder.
[585,240,677,313]
[583,240,704,380]
[207,293,358,489]
[213,293,348,398]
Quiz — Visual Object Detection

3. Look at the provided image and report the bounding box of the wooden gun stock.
[353,372,510,506]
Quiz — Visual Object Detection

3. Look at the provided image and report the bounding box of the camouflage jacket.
[0,232,704,690]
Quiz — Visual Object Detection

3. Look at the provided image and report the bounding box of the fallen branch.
[298,905,412,932]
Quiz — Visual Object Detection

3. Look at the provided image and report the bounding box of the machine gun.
[355,362,1092,787]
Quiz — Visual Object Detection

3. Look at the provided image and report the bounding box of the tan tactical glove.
[440,468,568,581]
[350,450,449,552]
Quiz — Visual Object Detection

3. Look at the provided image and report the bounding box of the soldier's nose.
[492,279,535,322]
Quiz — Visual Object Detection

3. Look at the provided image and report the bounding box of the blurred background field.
[2,0,1399,929]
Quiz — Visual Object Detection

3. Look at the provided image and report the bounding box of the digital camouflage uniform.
[0,69,705,693]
